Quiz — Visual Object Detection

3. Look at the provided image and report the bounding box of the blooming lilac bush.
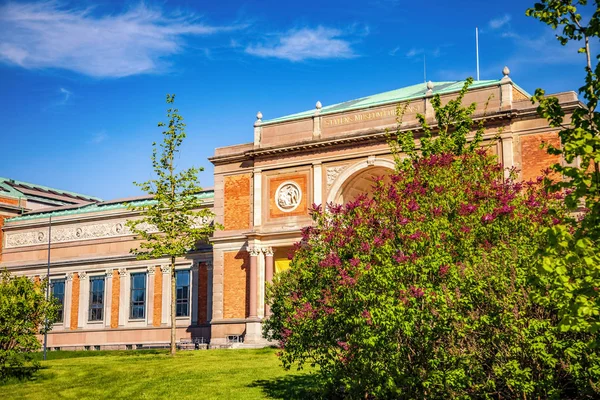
[264,81,600,398]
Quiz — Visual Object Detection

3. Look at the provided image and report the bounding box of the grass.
[1,348,320,399]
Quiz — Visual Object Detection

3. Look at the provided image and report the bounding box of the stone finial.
[502,66,510,77]
[254,111,263,127]
[426,80,434,95]
[315,101,322,110]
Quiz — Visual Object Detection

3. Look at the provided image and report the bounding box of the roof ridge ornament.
[254,111,263,127]
[426,81,434,95]
[501,66,511,82]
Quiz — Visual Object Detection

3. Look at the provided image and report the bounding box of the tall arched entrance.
[327,158,396,205]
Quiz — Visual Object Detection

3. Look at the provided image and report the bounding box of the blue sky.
[0,0,592,200]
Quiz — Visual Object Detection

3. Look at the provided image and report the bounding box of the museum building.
[0,69,582,349]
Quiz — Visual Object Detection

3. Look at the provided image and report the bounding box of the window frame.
[129,272,147,320]
[88,276,105,322]
[50,278,66,324]
[175,270,190,318]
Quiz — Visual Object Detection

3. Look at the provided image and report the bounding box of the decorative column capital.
[160,265,171,273]
[147,265,156,275]
[79,272,87,280]
[66,272,74,281]
[118,268,128,277]
[105,269,113,278]
[191,261,200,271]
[262,247,274,256]
[248,246,262,257]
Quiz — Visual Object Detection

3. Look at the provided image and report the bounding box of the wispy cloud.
[90,131,108,144]
[245,26,358,61]
[489,14,511,30]
[59,87,72,104]
[501,31,585,68]
[0,1,241,78]
[403,47,441,59]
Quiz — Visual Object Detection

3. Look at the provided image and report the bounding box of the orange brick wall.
[111,271,120,328]
[223,251,249,319]
[269,174,309,218]
[198,263,208,323]
[223,174,252,231]
[0,196,19,206]
[153,268,162,327]
[521,133,561,182]
[70,273,80,330]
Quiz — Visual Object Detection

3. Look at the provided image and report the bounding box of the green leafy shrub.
[264,81,600,398]
[0,269,58,380]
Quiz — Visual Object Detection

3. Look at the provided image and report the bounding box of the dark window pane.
[175,270,190,317]
[89,277,105,321]
[130,273,146,319]
[51,279,66,323]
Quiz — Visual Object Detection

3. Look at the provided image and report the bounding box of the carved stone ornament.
[105,269,114,278]
[78,272,87,280]
[326,165,348,188]
[248,247,262,257]
[118,268,128,277]
[5,219,156,249]
[275,181,302,212]
[66,273,74,281]
[160,265,171,273]
[147,265,156,275]
[262,247,274,256]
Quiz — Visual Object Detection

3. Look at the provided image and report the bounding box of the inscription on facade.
[324,104,422,128]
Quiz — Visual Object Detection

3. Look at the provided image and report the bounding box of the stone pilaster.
[118,268,128,326]
[104,269,113,328]
[191,262,199,324]
[313,162,322,206]
[264,247,274,317]
[146,266,155,326]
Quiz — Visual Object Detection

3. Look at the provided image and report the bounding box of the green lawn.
[1,348,319,399]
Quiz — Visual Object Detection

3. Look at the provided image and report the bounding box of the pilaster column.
[147,266,155,326]
[206,261,214,323]
[191,262,199,325]
[118,268,128,326]
[253,170,262,228]
[64,273,73,329]
[248,247,260,319]
[264,247,274,317]
[313,162,322,206]
[78,272,88,328]
[105,269,113,328]
[161,265,171,325]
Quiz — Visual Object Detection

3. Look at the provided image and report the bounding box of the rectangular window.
[176,270,190,317]
[88,276,105,321]
[130,273,146,320]
[51,279,65,323]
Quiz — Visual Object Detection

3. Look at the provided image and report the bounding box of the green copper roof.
[0,176,102,202]
[6,191,214,222]
[263,79,529,125]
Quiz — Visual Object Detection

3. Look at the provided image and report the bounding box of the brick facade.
[70,273,80,330]
[198,263,208,323]
[153,268,162,327]
[223,174,251,230]
[520,133,561,182]
[223,250,249,319]
[111,271,119,328]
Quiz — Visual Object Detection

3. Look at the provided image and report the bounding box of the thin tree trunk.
[170,256,176,356]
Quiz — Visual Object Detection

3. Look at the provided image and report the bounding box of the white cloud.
[406,48,424,58]
[90,131,108,144]
[245,26,357,61]
[59,87,72,104]
[489,14,511,30]
[0,1,239,78]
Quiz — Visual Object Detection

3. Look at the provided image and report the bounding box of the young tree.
[127,95,217,356]
[526,1,600,336]
[264,81,600,398]
[0,269,58,379]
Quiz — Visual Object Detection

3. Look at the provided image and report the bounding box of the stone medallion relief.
[275,181,302,212]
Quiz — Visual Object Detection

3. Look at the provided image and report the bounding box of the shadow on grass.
[251,373,326,400]
[0,365,55,385]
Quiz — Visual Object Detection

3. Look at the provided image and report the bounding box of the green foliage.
[527,1,600,336]
[265,80,600,397]
[127,94,218,355]
[126,94,217,261]
[0,269,58,380]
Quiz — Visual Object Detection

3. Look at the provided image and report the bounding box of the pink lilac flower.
[439,264,450,277]
[409,286,425,298]
[360,242,371,253]
[460,225,471,233]
[481,213,495,223]
[408,200,420,212]
[458,203,478,216]
[337,341,349,351]
[349,257,360,267]
[362,309,373,325]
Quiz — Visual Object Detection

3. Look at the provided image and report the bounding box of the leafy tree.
[0,269,58,380]
[264,81,600,398]
[127,95,217,355]
[526,1,600,336]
